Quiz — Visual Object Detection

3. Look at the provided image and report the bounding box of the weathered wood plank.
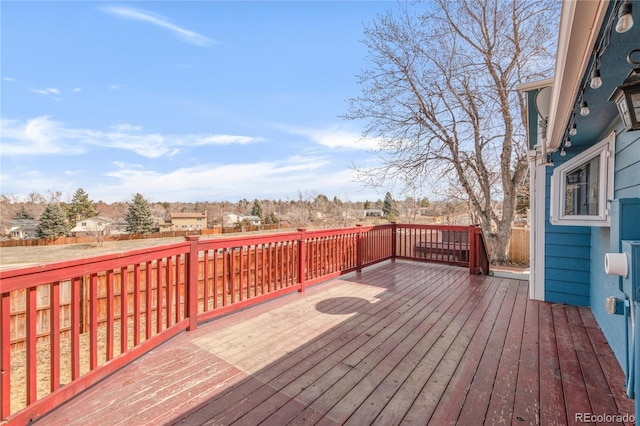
[553,304,592,421]
[373,276,502,425]
[173,262,447,425]
[425,276,510,425]
[511,295,540,424]
[579,307,635,426]
[210,265,462,424]
[484,280,528,425]
[566,307,625,425]
[454,279,521,424]
[538,301,566,426]
[339,273,489,425]
[34,262,634,426]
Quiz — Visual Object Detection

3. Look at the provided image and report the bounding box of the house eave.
[516,77,555,93]
[546,0,609,152]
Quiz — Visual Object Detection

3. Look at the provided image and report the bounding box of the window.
[550,132,615,226]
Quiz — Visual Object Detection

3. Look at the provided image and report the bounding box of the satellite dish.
[534,86,552,119]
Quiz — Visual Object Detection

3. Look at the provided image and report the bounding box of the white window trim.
[550,131,615,227]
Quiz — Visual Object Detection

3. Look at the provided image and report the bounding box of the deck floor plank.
[423,276,509,425]
[338,271,484,425]
[34,261,634,426]
[484,280,528,425]
[454,279,521,425]
[579,307,635,426]
[269,269,470,425]
[553,304,594,422]
[367,275,499,426]
[174,262,447,425]
[511,294,540,424]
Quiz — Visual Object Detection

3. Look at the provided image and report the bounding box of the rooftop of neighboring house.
[170,212,207,219]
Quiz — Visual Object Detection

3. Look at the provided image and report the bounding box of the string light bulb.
[590,68,602,89]
[616,1,634,33]
[569,123,577,136]
[560,149,567,157]
[565,138,572,148]
[580,100,590,116]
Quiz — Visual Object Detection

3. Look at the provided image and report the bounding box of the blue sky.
[1,1,397,204]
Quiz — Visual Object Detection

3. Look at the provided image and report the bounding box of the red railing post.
[468,225,476,274]
[185,235,200,331]
[1,291,10,420]
[391,222,397,261]
[297,229,307,292]
[356,224,363,272]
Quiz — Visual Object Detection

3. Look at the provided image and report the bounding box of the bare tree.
[344,0,557,263]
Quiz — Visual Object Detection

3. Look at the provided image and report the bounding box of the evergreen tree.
[36,204,70,238]
[125,193,155,235]
[251,199,263,220]
[13,205,34,220]
[264,212,278,225]
[67,188,98,222]
[363,200,371,210]
[382,192,397,216]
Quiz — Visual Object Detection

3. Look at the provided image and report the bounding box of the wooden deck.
[36,261,633,425]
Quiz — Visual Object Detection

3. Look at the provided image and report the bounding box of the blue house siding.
[614,128,640,199]
[542,126,640,309]
[544,158,591,306]
[590,227,628,368]
[589,125,640,375]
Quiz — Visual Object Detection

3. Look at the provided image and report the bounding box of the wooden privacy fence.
[0,224,488,424]
[0,228,224,248]
[508,228,530,264]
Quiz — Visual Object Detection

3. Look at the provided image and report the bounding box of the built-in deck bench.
[415,230,469,262]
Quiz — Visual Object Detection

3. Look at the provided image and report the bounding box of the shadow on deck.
[36,261,633,425]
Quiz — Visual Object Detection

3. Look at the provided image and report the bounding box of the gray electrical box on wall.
[622,241,640,301]
[610,199,640,291]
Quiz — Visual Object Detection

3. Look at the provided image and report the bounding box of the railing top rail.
[395,224,477,231]
[0,241,191,293]
[197,230,303,250]
[301,224,394,239]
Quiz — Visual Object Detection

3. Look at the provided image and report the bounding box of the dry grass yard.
[0,237,189,270]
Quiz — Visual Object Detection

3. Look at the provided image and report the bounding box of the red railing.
[394,224,489,275]
[0,224,486,424]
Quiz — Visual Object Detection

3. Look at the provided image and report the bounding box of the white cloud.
[4,77,16,82]
[102,6,216,47]
[0,116,265,158]
[110,84,123,91]
[286,124,380,151]
[72,87,82,93]
[0,116,85,155]
[110,123,143,132]
[94,156,365,202]
[31,87,61,96]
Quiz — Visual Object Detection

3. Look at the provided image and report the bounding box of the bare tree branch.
[344,0,558,262]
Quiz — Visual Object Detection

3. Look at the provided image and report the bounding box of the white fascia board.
[546,0,609,152]
[516,77,555,93]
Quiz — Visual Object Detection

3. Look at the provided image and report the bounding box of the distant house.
[363,209,384,218]
[110,217,129,235]
[70,217,111,236]
[7,219,39,239]
[170,211,207,231]
[242,215,262,226]
[157,218,174,232]
[223,212,261,227]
